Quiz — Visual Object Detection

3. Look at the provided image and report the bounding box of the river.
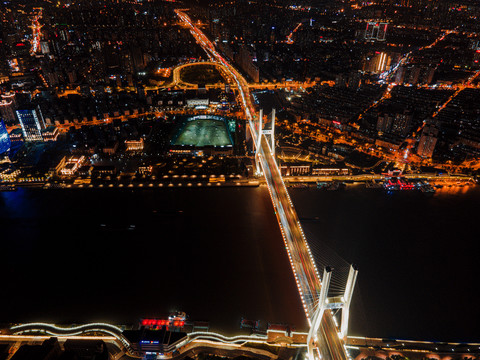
[0,184,479,341]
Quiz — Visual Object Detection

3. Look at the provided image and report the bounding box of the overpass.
[10,322,132,349]
[7,324,480,360]
[175,9,353,360]
[6,323,307,360]
[169,61,315,90]
[168,61,232,89]
[9,322,138,358]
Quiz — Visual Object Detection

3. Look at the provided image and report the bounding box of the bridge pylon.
[307,265,358,360]
[254,109,263,175]
[339,264,358,339]
[307,267,332,360]
[261,108,275,156]
[254,108,276,175]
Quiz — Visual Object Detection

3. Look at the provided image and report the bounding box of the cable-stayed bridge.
[175,9,357,360]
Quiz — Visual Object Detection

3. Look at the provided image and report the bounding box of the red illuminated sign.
[141,319,185,327]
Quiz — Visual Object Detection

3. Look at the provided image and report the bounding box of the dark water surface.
[0,187,305,334]
[290,185,480,342]
[1,185,479,341]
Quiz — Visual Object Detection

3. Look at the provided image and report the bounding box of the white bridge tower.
[307,265,358,360]
[255,108,276,175]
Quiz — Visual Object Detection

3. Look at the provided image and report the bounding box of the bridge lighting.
[176,9,353,360]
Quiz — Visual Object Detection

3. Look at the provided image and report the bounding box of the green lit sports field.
[174,119,232,147]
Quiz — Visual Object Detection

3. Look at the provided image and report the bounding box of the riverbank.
[0,179,261,191]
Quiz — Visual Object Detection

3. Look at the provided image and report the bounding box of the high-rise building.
[377,114,393,134]
[67,70,77,84]
[235,45,259,83]
[395,65,435,85]
[417,124,438,158]
[0,99,16,124]
[392,111,413,136]
[335,74,347,88]
[365,22,376,40]
[376,23,388,41]
[348,71,362,90]
[395,66,406,84]
[0,119,10,154]
[1,92,17,108]
[0,92,18,125]
[363,52,391,73]
[470,40,480,51]
[40,41,50,55]
[365,22,388,41]
[473,50,480,67]
[16,106,45,141]
[424,67,435,85]
[408,66,421,85]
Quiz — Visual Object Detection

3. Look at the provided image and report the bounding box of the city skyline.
[0,0,479,360]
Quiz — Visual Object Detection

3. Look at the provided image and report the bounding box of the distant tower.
[16,106,45,141]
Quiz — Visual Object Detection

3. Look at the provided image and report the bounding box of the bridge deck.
[258,136,348,360]
[176,9,348,360]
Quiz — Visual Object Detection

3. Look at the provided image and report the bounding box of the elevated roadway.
[9,322,135,356]
[4,325,305,360]
[167,61,233,89]
[6,324,480,360]
[175,9,348,360]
